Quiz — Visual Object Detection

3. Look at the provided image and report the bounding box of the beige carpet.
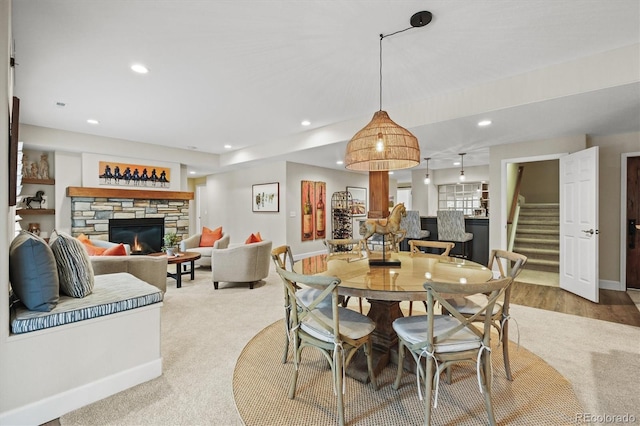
[58,267,640,425]
[234,321,582,425]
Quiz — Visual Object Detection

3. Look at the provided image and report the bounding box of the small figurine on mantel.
[21,153,30,178]
[39,154,50,180]
[30,162,39,180]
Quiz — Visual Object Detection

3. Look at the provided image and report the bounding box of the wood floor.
[511,281,640,327]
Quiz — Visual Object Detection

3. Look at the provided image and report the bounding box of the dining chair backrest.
[271,244,295,271]
[487,249,528,279]
[409,240,455,257]
[425,277,513,349]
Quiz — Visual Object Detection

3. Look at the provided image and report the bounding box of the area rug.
[233,320,583,425]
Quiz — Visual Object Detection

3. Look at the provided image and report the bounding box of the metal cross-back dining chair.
[275,265,378,426]
[406,240,455,315]
[436,210,473,259]
[445,249,527,380]
[392,277,513,426]
[271,245,299,363]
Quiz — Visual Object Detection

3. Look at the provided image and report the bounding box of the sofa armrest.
[91,256,168,293]
[180,233,202,251]
[211,240,272,283]
[213,234,230,250]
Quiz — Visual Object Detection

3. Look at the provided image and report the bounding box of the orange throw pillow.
[77,233,93,245]
[102,243,127,256]
[82,241,106,256]
[199,226,223,247]
[245,233,263,244]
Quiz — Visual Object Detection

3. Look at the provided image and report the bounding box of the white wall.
[203,161,288,247]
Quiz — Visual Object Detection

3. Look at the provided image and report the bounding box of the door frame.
[500,153,565,250]
[620,151,640,290]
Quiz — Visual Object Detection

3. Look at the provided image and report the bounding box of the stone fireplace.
[67,186,193,246]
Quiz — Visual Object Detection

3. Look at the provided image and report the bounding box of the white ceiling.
[11,0,640,182]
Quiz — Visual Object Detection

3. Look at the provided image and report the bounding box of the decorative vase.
[28,223,41,236]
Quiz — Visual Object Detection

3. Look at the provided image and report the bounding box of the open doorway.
[502,154,563,287]
[508,159,560,287]
[622,152,640,290]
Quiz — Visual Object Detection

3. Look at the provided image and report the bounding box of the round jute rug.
[233,320,583,425]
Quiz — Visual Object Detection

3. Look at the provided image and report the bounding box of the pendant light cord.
[379,25,418,111]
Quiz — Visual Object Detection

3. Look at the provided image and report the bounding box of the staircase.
[513,203,559,272]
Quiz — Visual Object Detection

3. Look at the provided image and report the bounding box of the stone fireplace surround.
[66,187,194,244]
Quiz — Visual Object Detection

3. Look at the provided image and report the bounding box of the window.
[438,182,484,216]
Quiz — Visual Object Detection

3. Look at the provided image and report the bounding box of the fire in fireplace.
[108,218,164,254]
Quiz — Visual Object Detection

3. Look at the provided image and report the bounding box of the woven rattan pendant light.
[345,11,432,172]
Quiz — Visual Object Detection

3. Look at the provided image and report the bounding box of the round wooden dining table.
[293,251,493,382]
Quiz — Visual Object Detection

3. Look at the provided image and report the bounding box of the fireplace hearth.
[109,218,164,254]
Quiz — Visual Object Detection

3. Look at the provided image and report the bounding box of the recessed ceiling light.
[224,144,232,149]
[453,161,460,166]
[336,160,344,165]
[478,119,492,127]
[189,171,196,175]
[389,171,394,175]
[131,64,149,74]
[87,119,99,125]
[301,120,311,126]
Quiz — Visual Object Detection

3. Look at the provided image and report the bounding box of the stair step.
[519,210,558,217]
[515,237,559,245]
[515,247,560,256]
[518,219,559,226]
[527,258,559,266]
[517,227,559,234]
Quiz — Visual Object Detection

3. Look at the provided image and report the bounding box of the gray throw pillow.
[9,230,59,311]
[49,230,95,298]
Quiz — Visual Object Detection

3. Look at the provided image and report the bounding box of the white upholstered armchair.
[179,232,230,267]
[211,240,273,289]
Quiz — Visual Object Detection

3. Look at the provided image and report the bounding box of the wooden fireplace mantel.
[66,186,194,201]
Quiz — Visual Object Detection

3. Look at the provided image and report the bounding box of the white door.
[559,146,599,302]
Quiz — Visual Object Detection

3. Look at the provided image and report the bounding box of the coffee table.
[152,251,201,288]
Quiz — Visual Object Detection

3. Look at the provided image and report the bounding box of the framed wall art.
[252,182,279,212]
[347,186,367,217]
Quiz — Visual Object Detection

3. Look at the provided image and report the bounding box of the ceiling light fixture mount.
[459,153,466,181]
[344,11,432,172]
[423,157,431,184]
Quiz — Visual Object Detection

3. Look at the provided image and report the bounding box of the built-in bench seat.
[10,272,163,334]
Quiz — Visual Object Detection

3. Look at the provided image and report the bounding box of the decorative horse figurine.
[24,190,45,209]
[361,203,407,253]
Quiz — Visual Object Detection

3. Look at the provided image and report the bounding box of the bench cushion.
[10,273,163,334]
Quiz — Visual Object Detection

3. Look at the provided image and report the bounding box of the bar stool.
[436,210,473,259]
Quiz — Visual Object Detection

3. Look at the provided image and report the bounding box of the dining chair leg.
[365,342,378,390]
[502,318,513,381]
[288,347,301,399]
[424,356,435,426]
[336,352,345,426]
[481,351,497,426]
[408,301,413,316]
[282,312,290,364]
[358,297,363,314]
[393,341,406,390]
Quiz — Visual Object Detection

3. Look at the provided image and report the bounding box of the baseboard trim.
[0,358,162,426]
[600,279,623,291]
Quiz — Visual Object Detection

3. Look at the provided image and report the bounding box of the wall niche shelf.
[18,209,55,216]
[22,177,55,185]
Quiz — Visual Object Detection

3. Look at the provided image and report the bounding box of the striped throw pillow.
[49,230,95,298]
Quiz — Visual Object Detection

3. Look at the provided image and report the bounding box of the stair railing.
[507,194,525,251]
